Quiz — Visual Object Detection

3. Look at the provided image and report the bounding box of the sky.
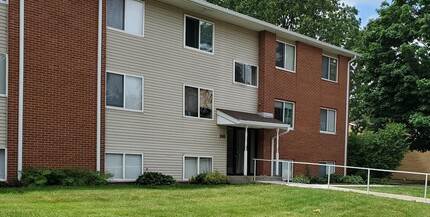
[340,0,387,27]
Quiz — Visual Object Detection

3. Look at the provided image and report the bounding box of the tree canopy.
[206,0,361,49]
[351,0,430,151]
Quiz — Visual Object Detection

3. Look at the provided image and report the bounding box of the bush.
[348,123,409,178]
[310,176,328,184]
[370,178,390,185]
[292,175,310,184]
[329,174,344,183]
[342,175,365,184]
[135,172,176,186]
[190,171,229,185]
[0,181,7,188]
[21,167,111,187]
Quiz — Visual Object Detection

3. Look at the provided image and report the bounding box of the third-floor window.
[107,0,144,36]
[184,15,214,54]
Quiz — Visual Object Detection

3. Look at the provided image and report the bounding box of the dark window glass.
[235,62,245,84]
[185,17,199,49]
[185,86,198,117]
[320,109,328,131]
[274,101,283,122]
[276,42,285,68]
[322,56,329,79]
[107,0,124,30]
[106,73,124,107]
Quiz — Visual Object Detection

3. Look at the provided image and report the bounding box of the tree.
[206,0,361,49]
[348,123,409,178]
[351,0,430,151]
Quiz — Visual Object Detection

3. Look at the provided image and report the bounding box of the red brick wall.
[7,0,106,180]
[257,31,349,176]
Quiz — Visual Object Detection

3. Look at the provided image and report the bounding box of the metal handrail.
[252,158,430,202]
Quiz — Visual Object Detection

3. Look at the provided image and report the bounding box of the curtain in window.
[0,54,5,94]
[0,150,4,180]
[199,158,212,173]
[185,86,198,117]
[276,42,285,68]
[200,89,213,119]
[106,154,123,179]
[285,45,295,71]
[327,110,336,132]
[200,22,213,52]
[320,109,327,131]
[185,157,198,180]
[124,0,143,35]
[185,17,199,49]
[125,76,142,110]
[106,73,124,108]
[329,58,337,81]
[235,62,245,83]
[274,101,283,122]
[322,56,329,79]
[125,154,142,180]
[107,0,124,30]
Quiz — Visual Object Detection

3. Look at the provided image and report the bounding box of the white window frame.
[0,53,8,97]
[106,71,144,112]
[275,100,295,129]
[106,0,145,37]
[322,55,338,83]
[105,152,144,182]
[275,40,296,73]
[0,0,8,5]
[0,148,7,181]
[183,84,215,120]
[183,14,215,55]
[182,155,214,181]
[232,60,259,88]
[320,107,337,134]
[320,161,336,175]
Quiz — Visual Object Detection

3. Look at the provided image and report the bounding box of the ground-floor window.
[105,153,143,180]
[183,156,213,180]
[0,149,5,180]
[319,161,335,177]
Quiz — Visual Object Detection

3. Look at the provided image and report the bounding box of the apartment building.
[0,0,358,182]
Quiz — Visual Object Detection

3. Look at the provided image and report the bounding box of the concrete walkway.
[256,181,430,204]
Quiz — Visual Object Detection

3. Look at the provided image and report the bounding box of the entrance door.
[227,127,257,175]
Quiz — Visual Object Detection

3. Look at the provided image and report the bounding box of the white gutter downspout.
[271,128,290,176]
[17,0,25,180]
[96,0,102,172]
[344,55,357,176]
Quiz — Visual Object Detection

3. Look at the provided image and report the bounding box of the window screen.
[184,157,198,180]
[106,73,124,108]
[285,44,295,71]
[199,158,212,173]
[124,0,144,35]
[125,76,142,110]
[106,154,123,179]
[125,154,142,180]
[0,150,5,180]
[0,54,5,95]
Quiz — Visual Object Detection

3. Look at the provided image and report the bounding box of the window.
[319,161,335,177]
[184,156,213,180]
[107,0,144,36]
[184,15,214,53]
[322,55,338,82]
[106,153,143,180]
[274,100,295,129]
[0,0,7,4]
[320,108,336,133]
[276,41,296,72]
[234,61,258,87]
[0,149,5,180]
[184,86,213,119]
[0,54,6,96]
[106,72,143,111]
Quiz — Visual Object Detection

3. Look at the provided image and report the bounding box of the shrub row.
[21,167,112,187]
[292,174,366,185]
[189,171,230,185]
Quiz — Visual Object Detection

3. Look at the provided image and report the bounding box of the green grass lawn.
[342,185,429,198]
[0,184,429,217]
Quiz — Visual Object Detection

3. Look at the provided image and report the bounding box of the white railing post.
[253,159,257,182]
[327,165,331,189]
[287,161,290,184]
[425,174,428,202]
[367,169,371,194]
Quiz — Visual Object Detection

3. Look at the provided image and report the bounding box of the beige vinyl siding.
[0,3,7,149]
[0,3,7,53]
[106,0,259,179]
